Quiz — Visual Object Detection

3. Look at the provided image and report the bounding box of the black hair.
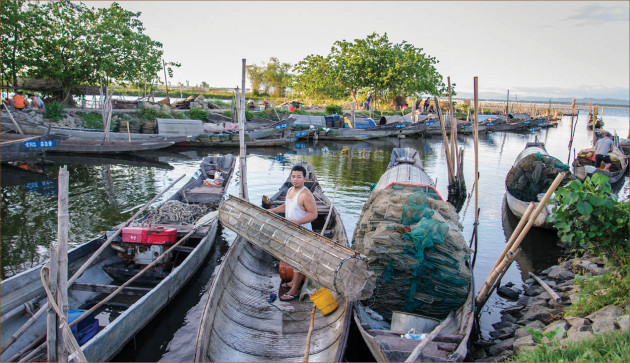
[291,165,307,177]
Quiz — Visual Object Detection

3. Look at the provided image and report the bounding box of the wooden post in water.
[506,89,509,117]
[435,96,454,186]
[571,98,576,116]
[411,98,416,123]
[56,166,69,361]
[351,101,356,127]
[473,77,480,253]
[592,105,598,146]
[46,241,58,362]
[448,77,457,182]
[239,58,249,200]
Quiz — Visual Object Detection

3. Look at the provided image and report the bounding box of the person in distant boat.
[428,104,435,113]
[28,94,45,110]
[595,132,614,171]
[247,99,255,109]
[267,164,318,301]
[423,97,430,112]
[364,92,372,111]
[12,91,26,111]
[262,99,269,107]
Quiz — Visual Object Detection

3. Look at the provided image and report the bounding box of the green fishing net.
[353,185,472,320]
[506,153,573,202]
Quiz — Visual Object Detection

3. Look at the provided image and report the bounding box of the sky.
[91,1,629,101]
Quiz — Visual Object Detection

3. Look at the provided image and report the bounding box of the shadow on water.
[501,195,564,281]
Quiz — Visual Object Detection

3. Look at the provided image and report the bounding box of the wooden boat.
[0,154,236,362]
[1,133,174,155]
[194,162,352,362]
[573,143,628,184]
[352,147,475,362]
[180,136,292,148]
[0,135,47,162]
[505,141,572,228]
[1,119,187,143]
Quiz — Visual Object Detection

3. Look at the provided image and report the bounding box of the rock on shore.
[473,256,628,361]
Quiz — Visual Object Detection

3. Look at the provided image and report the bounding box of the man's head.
[604,132,612,138]
[290,165,307,188]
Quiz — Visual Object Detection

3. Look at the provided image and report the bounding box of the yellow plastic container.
[310,288,338,316]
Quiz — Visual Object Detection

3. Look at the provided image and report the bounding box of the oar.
[0,174,186,354]
[302,305,317,362]
[67,210,219,330]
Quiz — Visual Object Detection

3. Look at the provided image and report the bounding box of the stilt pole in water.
[592,105,598,146]
[473,77,480,254]
[239,58,248,200]
[56,166,69,361]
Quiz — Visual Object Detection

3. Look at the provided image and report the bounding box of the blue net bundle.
[353,185,471,320]
[506,153,572,202]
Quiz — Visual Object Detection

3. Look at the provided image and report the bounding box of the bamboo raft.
[194,162,358,362]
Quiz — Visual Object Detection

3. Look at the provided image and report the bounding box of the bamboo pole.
[528,272,562,304]
[506,89,509,117]
[435,96,454,185]
[476,172,566,305]
[491,202,534,272]
[0,174,185,354]
[1,103,24,134]
[302,305,317,362]
[405,311,456,362]
[240,59,248,200]
[0,135,42,145]
[448,77,457,184]
[412,98,417,123]
[473,77,479,251]
[6,334,45,362]
[56,166,69,361]
[478,248,522,310]
[46,241,58,362]
[126,121,131,142]
[592,105,598,146]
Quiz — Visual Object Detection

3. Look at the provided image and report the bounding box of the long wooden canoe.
[0,154,236,362]
[194,162,352,362]
[352,148,475,362]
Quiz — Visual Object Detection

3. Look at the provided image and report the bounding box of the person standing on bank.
[595,132,614,171]
[268,165,318,301]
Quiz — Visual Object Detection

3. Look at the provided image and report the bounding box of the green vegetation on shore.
[511,330,629,362]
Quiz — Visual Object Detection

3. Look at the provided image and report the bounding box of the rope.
[39,266,87,362]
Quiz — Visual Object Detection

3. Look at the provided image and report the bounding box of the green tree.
[246,64,265,94]
[0,0,34,90]
[246,57,292,97]
[293,32,446,107]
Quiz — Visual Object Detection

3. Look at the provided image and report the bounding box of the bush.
[186,108,209,121]
[43,101,65,122]
[325,104,343,115]
[136,107,173,121]
[548,173,629,263]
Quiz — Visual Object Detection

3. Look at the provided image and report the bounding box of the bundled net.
[506,153,572,202]
[353,184,471,320]
[143,200,212,225]
[573,147,626,172]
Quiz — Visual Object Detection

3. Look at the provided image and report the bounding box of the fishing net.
[353,184,471,321]
[143,200,213,225]
[506,153,573,202]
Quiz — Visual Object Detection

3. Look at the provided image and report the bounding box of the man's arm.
[268,203,286,214]
[294,191,318,225]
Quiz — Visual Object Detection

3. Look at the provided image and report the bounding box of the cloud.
[564,3,630,25]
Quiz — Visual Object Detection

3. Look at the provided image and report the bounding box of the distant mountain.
[454,92,629,107]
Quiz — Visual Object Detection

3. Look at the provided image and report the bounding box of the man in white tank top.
[268,165,318,301]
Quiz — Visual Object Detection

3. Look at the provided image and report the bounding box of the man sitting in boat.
[267,165,318,301]
[595,132,614,171]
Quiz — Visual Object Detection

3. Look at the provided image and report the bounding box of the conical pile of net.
[353,185,471,321]
[506,153,571,202]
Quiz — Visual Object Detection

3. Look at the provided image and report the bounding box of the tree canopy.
[246,57,292,97]
[0,1,178,102]
[292,32,446,105]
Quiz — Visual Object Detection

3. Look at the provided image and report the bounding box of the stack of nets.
[353,184,471,321]
[506,153,571,202]
[573,147,626,172]
[143,200,212,225]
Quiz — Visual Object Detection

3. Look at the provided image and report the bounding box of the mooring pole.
[473,77,480,252]
[239,58,248,200]
[56,166,69,361]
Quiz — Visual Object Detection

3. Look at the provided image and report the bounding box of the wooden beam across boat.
[70,283,151,296]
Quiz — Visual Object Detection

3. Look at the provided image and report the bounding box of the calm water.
[1,106,628,360]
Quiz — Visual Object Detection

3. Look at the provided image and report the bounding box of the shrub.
[43,101,65,122]
[136,107,173,121]
[186,108,209,121]
[548,173,629,263]
[325,104,343,115]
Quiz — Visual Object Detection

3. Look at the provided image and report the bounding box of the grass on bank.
[510,330,629,362]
